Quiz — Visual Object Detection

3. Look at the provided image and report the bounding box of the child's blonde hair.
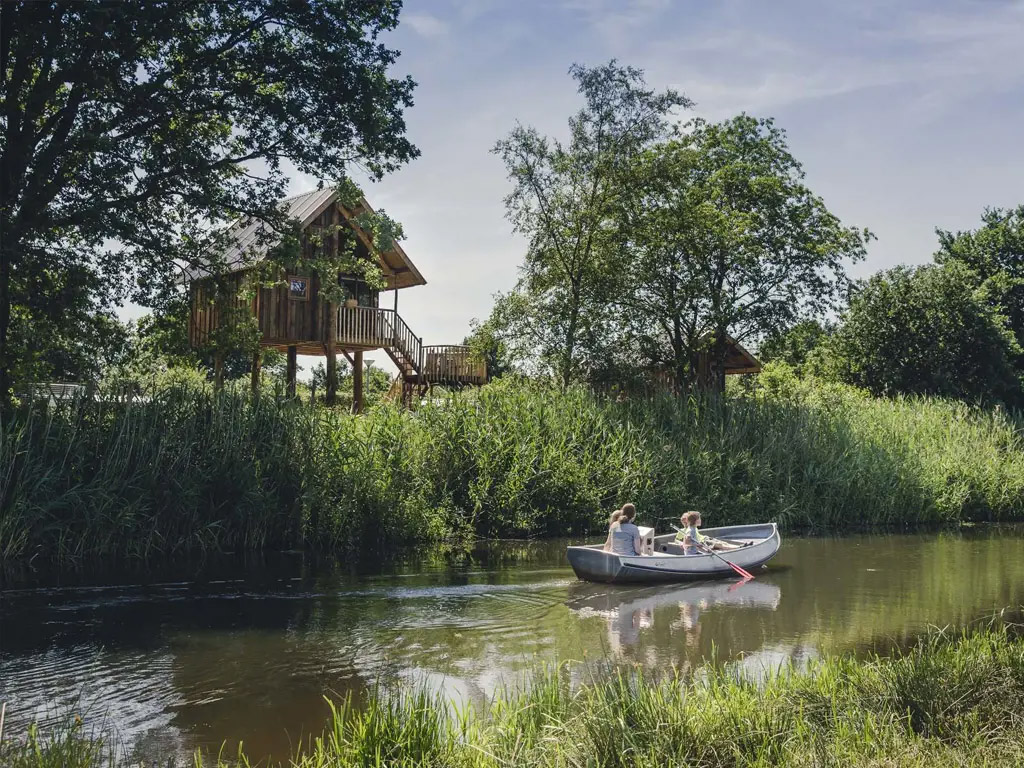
[682,510,701,526]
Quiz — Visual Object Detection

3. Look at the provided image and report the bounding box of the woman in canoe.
[677,510,744,555]
[604,503,643,556]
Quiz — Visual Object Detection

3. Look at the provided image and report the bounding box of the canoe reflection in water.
[566,580,782,658]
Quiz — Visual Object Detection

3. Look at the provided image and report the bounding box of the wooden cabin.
[598,337,760,397]
[188,188,486,410]
[696,336,761,391]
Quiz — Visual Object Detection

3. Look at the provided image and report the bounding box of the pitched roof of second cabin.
[716,336,762,374]
[192,188,426,290]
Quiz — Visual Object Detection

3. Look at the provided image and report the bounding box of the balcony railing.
[336,306,422,375]
[335,307,486,385]
[422,345,487,384]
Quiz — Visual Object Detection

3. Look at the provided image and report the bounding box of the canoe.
[566,523,781,584]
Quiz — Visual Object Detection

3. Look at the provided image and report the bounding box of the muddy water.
[2,527,1023,761]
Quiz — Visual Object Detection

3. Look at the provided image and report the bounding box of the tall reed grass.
[2,377,1023,560]
[4,620,1024,767]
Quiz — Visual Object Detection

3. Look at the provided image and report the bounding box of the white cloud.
[404,13,450,39]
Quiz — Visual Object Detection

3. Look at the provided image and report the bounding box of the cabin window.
[287,275,309,300]
[340,277,378,308]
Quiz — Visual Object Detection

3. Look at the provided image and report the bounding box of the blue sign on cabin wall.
[288,276,308,300]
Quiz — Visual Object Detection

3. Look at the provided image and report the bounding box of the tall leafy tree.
[0,0,417,402]
[492,61,690,387]
[934,205,1024,367]
[613,115,870,388]
[826,263,1022,403]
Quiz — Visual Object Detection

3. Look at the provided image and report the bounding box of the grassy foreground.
[2,377,1023,560]
[4,621,1024,767]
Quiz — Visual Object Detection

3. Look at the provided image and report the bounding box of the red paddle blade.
[727,560,755,580]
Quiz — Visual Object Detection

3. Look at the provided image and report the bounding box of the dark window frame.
[287,275,309,301]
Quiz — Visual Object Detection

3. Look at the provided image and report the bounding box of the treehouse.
[187,188,486,410]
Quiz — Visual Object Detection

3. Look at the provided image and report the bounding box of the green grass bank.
[4,620,1024,767]
[2,377,1023,560]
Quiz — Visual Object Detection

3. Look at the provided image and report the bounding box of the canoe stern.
[566,545,622,583]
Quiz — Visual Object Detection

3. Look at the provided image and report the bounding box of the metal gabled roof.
[188,188,426,290]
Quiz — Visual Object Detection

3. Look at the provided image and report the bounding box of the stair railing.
[337,305,423,377]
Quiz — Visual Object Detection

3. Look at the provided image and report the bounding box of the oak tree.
[0,0,417,401]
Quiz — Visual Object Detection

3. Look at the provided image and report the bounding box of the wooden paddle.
[671,525,755,580]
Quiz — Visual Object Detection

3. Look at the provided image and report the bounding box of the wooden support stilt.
[286,345,297,399]
[250,348,262,395]
[213,350,225,391]
[325,300,338,405]
[352,350,364,414]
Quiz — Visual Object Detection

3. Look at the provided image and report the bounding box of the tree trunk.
[0,240,12,408]
[250,348,261,396]
[352,350,363,414]
[561,290,581,389]
[286,345,297,399]
[708,332,729,393]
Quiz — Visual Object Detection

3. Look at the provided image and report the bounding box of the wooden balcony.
[337,305,422,377]
[335,307,486,386]
[422,345,487,385]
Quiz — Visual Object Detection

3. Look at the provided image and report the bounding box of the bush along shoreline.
[4,618,1024,767]
[2,377,1023,561]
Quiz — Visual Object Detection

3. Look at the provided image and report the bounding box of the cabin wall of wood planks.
[189,271,253,348]
[189,206,352,352]
[189,268,335,351]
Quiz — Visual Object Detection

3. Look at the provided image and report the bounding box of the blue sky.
[280,0,1024,374]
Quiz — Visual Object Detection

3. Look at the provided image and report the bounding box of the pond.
[2,527,1023,761]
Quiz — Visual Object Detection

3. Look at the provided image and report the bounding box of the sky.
[191,0,1024,377]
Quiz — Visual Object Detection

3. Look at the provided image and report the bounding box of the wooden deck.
[336,306,485,387]
[190,295,486,395]
[423,345,487,385]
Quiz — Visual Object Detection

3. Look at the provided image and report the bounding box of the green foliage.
[758,319,833,373]
[463,297,522,379]
[614,116,870,385]
[309,359,391,409]
[5,263,130,387]
[3,379,1023,561]
[0,0,417,401]
[7,622,1024,767]
[826,262,1023,403]
[0,718,118,768]
[935,204,1024,368]
[491,61,690,386]
[263,178,397,307]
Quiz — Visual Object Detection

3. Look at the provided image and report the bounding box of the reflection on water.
[1,527,1022,761]
[567,580,782,665]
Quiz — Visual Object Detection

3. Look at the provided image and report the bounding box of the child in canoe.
[677,511,744,555]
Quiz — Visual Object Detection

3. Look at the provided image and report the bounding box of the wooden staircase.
[337,305,486,409]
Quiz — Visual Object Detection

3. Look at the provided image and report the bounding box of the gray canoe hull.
[566,523,781,584]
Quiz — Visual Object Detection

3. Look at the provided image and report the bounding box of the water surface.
[2,528,1022,760]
